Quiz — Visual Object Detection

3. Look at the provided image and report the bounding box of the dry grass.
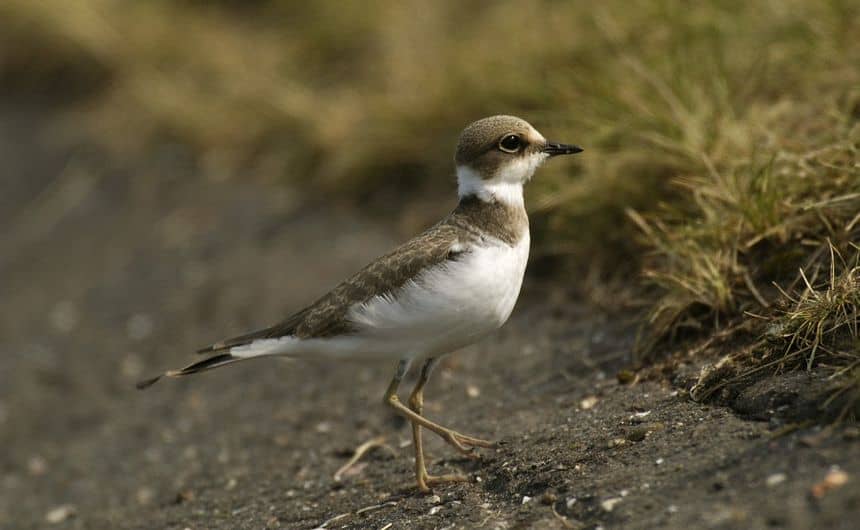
[691,243,860,420]
[2,0,858,417]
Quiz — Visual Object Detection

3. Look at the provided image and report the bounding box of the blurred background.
[0,0,858,528]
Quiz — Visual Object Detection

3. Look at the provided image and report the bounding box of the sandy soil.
[1,107,857,530]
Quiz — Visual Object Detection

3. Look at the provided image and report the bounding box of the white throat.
[456,152,547,207]
[457,166,525,207]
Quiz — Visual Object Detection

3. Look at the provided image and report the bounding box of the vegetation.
[2,0,858,417]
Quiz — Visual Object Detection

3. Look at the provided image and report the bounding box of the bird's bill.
[543,142,583,156]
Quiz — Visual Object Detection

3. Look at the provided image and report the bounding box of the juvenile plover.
[138,115,582,492]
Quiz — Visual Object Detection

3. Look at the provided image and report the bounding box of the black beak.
[543,142,583,156]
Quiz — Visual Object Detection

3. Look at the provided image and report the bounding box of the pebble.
[521,495,532,505]
[626,427,648,442]
[426,494,442,505]
[580,396,599,410]
[429,505,442,515]
[136,487,154,505]
[616,369,636,384]
[766,473,787,487]
[811,468,849,498]
[28,456,47,476]
[45,505,76,524]
[466,384,480,398]
[175,490,195,504]
[601,497,622,512]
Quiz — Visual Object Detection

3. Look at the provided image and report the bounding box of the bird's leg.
[384,360,495,476]
[407,358,467,491]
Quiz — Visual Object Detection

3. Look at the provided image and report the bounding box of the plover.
[138,115,582,492]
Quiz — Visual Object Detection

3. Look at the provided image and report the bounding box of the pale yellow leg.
[408,358,468,491]
[384,359,495,492]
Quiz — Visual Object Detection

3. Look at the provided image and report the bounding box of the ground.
[1,107,857,530]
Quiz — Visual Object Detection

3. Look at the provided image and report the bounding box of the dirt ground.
[1,106,858,530]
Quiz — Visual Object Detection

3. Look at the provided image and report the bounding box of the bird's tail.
[135,353,243,390]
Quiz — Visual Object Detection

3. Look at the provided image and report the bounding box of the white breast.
[346,232,531,359]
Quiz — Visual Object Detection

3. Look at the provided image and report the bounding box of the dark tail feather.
[135,353,240,390]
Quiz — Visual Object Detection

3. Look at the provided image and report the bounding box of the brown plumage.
[195,194,528,355]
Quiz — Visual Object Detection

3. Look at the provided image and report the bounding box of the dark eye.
[498,134,522,153]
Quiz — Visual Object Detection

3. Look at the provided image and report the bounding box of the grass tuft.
[691,243,860,420]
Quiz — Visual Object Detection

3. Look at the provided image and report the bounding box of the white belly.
[231,234,530,362]
[345,232,530,359]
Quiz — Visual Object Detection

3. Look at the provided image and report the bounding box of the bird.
[137,115,582,492]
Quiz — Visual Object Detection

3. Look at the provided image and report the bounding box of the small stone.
[136,487,154,505]
[28,456,47,476]
[426,494,442,505]
[811,469,849,498]
[521,495,532,505]
[566,497,577,509]
[766,473,787,487]
[429,506,442,515]
[580,396,598,410]
[466,385,480,398]
[540,492,558,505]
[226,478,238,490]
[616,370,636,384]
[601,497,622,512]
[45,505,76,524]
[668,504,678,513]
[656,458,664,465]
[175,490,195,504]
[626,427,648,442]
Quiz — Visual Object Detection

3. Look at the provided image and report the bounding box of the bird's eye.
[498,134,522,153]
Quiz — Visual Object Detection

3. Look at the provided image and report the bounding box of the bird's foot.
[417,472,468,492]
[438,429,496,458]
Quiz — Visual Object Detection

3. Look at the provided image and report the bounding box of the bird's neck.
[456,166,525,209]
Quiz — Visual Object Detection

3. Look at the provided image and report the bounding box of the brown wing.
[197,223,464,353]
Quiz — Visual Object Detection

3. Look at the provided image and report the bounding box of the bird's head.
[454,115,582,204]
